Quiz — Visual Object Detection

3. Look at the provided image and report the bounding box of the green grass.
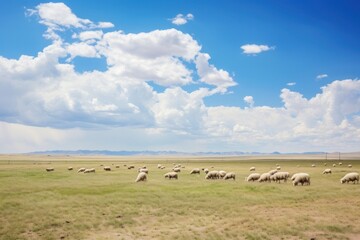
[0,156,359,239]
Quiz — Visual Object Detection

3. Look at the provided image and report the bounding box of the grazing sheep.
[348,164,352,168]
[322,169,332,174]
[84,168,96,173]
[164,172,178,180]
[311,164,316,167]
[333,164,336,167]
[128,165,135,169]
[271,172,290,183]
[268,169,278,176]
[157,164,162,169]
[249,167,256,171]
[46,167,54,172]
[135,172,147,182]
[224,172,236,180]
[67,167,73,171]
[246,173,261,182]
[190,168,201,174]
[77,168,86,173]
[173,167,181,173]
[204,168,209,174]
[115,165,120,168]
[258,173,272,182]
[340,172,359,184]
[205,171,219,180]
[218,171,227,179]
[292,173,310,186]
[276,166,281,171]
[160,166,166,169]
[103,166,111,171]
[339,162,342,166]
[324,163,327,166]
[138,168,149,174]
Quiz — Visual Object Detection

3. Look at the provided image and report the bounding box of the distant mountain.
[27,150,327,156]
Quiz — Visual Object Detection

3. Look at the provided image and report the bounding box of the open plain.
[0,154,359,240]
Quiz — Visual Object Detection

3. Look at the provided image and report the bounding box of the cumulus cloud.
[171,13,194,25]
[243,96,254,108]
[316,74,328,79]
[240,44,274,55]
[1,2,359,153]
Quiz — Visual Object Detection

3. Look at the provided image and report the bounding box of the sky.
[0,0,360,153]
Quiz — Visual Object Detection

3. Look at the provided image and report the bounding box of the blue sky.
[0,1,359,153]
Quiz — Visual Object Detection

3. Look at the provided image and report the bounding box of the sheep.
[77,168,86,173]
[135,172,147,182]
[103,166,111,171]
[46,167,54,172]
[271,172,290,183]
[205,171,219,180]
[160,166,166,169]
[348,164,352,168]
[128,165,135,169]
[268,169,278,176]
[276,166,281,171]
[324,163,327,166]
[292,173,310,186]
[204,168,209,174]
[138,168,148,174]
[157,164,162,169]
[173,167,181,173]
[67,167,73,171]
[322,169,332,174]
[339,162,342,166]
[164,172,178,180]
[311,164,316,167]
[333,164,336,167]
[340,172,359,184]
[218,170,227,179]
[84,168,96,173]
[190,168,201,174]
[224,172,236,180]
[246,173,261,182]
[115,165,120,168]
[258,173,272,182]
[249,167,256,171]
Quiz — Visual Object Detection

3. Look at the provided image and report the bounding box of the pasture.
[0,154,359,240]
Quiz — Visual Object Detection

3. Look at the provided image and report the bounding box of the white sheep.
[311,164,316,167]
[340,172,359,184]
[268,169,278,176]
[324,163,327,166]
[173,167,181,173]
[292,173,310,186]
[67,167,73,171]
[249,167,256,171]
[103,166,111,171]
[84,168,95,173]
[135,172,147,182]
[138,168,149,174]
[160,166,166,169]
[333,164,336,167]
[46,167,54,172]
[271,172,290,183]
[348,164,352,168]
[164,172,178,180]
[190,168,201,174]
[128,165,135,169]
[205,171,219,180]
[218,170,227,179]
[246,173,261,182]
[322,169,332,174]
[224,172,236,180]
[204,168,209,174]
[157,164,162,169]
[339,162,342,166]
[77,168,86,173]
[276,166,281,171]
[258,173,272,182]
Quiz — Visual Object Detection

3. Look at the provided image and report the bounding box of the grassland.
[0,154,359,240]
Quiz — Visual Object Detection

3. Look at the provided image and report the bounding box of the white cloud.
[195,53,237,93]
[287,82,296,86]
[243,96,254,108]
[240,44,274,55]
[171,13,194,25]
[316,74,328,79]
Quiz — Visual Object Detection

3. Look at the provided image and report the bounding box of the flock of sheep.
[45,162,359,186]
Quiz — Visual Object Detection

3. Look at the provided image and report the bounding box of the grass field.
[0,154,359,240]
